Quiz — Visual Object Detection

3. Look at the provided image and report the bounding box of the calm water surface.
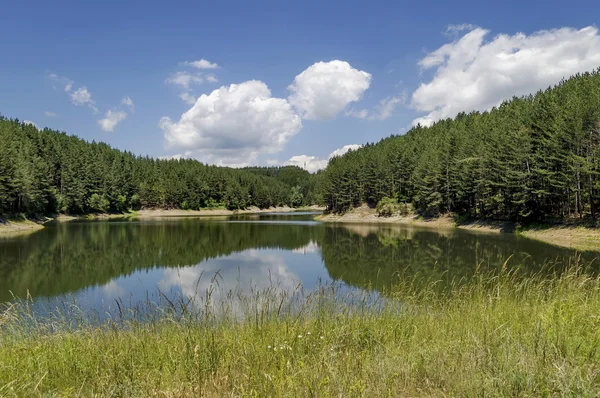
[1,212,598,319]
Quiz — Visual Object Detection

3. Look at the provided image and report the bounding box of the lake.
[1,212,598,320]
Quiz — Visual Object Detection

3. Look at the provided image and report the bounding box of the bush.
[376,197,399,217]
[376,197,411,217]
[130,194,141,210]
[88,194,109,213]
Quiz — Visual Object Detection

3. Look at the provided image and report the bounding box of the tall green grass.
[1,267,600,397]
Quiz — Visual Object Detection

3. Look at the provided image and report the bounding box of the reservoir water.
[1,212,598,320]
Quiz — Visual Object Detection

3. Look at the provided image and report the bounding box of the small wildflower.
[297,335,303,338]
[307,332,311,335]
[268,345,272,349]
[320,336,324,339]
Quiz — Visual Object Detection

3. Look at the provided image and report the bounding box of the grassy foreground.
[1,270,600,397]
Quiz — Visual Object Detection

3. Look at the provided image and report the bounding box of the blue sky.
[1,0,599,170]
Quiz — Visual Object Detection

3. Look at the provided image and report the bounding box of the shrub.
[376,197,411,217]
[88,194,109,213]
[376,197,398,217]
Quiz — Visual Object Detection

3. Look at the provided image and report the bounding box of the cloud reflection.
[158,250,301,313]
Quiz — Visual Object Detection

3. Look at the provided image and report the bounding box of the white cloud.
[121,96,134,111]
[285,144,361,173]
[285,155,328,173]
[47,73,74,94]
[166,71,204,90]
[158,152,192,160]
[346,108,369,119]
[69,86,98,112]
[373,95,404,120]
[167,67,219,103]
[23,120,37,128]
[328,144,361,158]
[347,93,406,121]
[183,58,219,70]
[178,92,197,104]
[411,26,600,126]
[98,109,127,132]
[287,60,372,120]
[445,23,476,36]
[160,80,302,166]
[47,73,102,114]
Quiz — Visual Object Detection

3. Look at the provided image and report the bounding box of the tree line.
[0,117,315,216]
[317,69,600,221]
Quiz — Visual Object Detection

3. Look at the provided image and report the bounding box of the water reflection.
[1,213,598,319]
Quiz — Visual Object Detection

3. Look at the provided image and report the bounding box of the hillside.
[0,118,315,216]
[317,68,600,223]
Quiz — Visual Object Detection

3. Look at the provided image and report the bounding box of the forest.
[3,69,600,222]
[317,69,600,221]
[0,117,316,216]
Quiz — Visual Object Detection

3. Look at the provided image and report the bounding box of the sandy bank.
[316,205,600,251]
[316,205,456,229]
[519,227,600,251]
[0,219,45,237]
[133,206,314,219]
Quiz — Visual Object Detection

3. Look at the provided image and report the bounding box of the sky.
[1,0,600,171]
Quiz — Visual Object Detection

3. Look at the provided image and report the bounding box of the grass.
[1,268,600,397]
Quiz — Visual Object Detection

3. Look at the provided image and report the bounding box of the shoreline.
[0,219,46,237]
[0,206,326,236]
[132,205,324,219]
[316,206,600,251]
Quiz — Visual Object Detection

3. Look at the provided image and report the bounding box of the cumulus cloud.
[285,144,361,173]
[121,96,134,111]
[98,109,127,132]
[160,80,302,166]
[288,60,371,120]
[44,111,57,117]
[183,58,219,70]
[411,26,600,126]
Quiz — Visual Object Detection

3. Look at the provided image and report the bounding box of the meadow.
[1,266,599,397]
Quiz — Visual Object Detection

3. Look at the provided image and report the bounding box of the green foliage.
[317,69,600,221]
[88,194,109,213]
[0,117,316,216]
[376,197,400,217]
[289,185,304,207]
